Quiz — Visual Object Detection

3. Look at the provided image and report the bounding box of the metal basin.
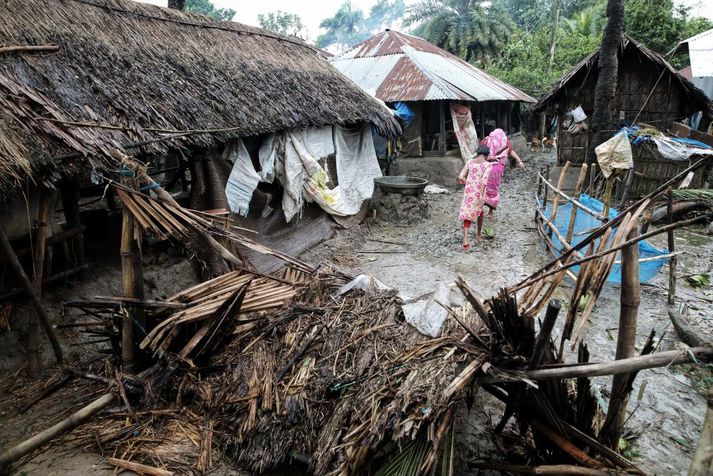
[374,176,429,195]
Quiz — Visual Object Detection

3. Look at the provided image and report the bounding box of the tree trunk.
[167,0,185,10]
[586,0,624,164]
[546,0,562,70]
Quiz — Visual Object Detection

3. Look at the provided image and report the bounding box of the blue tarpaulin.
[540,194,669,284]
[393,102,415,128]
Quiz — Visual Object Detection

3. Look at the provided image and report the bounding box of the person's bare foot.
[476,233,482,240]
[462,242,470,250]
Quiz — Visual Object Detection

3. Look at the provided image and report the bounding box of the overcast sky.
[138,0,713,41]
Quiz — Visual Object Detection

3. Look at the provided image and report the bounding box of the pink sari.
[482,129,509,210]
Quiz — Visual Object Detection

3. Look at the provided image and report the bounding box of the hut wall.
[625,143,710,198]
[556,47,694,165]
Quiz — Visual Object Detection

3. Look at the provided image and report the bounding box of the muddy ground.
[303,151,713,474]
[1,151,711,475]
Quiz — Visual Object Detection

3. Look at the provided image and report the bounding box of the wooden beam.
[438,101,447,155]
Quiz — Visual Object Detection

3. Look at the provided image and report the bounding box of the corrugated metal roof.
[330,30,535,103]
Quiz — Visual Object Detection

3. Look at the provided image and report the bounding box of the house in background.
[535,34,711,166]
[535,34,712,199]
[330,30,535,159]
[674,28,713,102]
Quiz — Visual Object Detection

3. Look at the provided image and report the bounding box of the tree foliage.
[258,11,306,38]
[405,0,516,66]
[184,0,235,21]
[315,0,406,50]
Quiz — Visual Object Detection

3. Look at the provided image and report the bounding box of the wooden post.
[0,227,63,365]
[599,226,639,449]
[667,191,677,305]
[565,165,589,243]
[60,178,85,269]
[438,101,447,155]
[548,161,571,239]
[120,174,145,372]
[27,188,54,376]
[690,385,713,476]
[480,104,485,138]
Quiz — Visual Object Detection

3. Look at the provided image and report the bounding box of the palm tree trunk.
[586,0,624,164]
[168,0,185,10]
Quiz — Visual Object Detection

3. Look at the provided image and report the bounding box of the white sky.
[137,0,713,42]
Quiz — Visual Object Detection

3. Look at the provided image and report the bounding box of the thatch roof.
[0,0,399,198]
[534,34,712,114]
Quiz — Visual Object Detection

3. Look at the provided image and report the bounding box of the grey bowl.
[374,176,429,195]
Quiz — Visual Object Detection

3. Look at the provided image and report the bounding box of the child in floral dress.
[458,145,492,250]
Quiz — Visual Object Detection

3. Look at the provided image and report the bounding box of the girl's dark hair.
[477,145,490,156]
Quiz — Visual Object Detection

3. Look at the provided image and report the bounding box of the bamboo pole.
[599,225,640,449]
[516,157,708,291]
[510,213,710,293]
[479,347,713,381]
[539,173,605,221]
[0,45,59,54]
[689,385,713,476]
[120,175,145,372]
[27,189,53,376]
[565,164,589,243]
[0,226,64,365]
[547,162,570,238]
[667,191,677,305]
[0,392,114,467]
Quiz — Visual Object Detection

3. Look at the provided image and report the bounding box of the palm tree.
[561,2,606,39]
[318,1,368,49]
[405,0,515,66]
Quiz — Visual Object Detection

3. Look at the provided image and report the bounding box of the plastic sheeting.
[224,139,261,216]
[542,194,669,284]
[595,131,633,178]
[394,102,415,127]
[450,103,479,161]
[333,124,383,214]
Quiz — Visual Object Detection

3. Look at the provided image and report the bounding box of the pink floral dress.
[459,160,493,221]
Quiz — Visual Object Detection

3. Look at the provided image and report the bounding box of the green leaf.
[684,274,711,289]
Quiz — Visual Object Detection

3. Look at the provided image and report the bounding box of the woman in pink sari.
[481,129,525,215]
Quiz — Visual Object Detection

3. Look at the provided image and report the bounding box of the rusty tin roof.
[331,30,535,103]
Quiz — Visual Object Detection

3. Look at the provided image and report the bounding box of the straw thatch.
[0,0,399,199]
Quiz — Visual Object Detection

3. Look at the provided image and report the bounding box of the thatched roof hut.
[534,34,711,165]
[0,0,398,200]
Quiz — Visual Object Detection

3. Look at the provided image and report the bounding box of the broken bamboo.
[506,347,713,381]
[0,392,114,467]
[0,226,64,365]
[667,191,677,305]
[565,164,589,243]
[600,227,640,449]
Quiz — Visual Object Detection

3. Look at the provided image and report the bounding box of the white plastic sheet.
[224,139,261,216]
[651,136,713,161]
[403,283,450,338]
